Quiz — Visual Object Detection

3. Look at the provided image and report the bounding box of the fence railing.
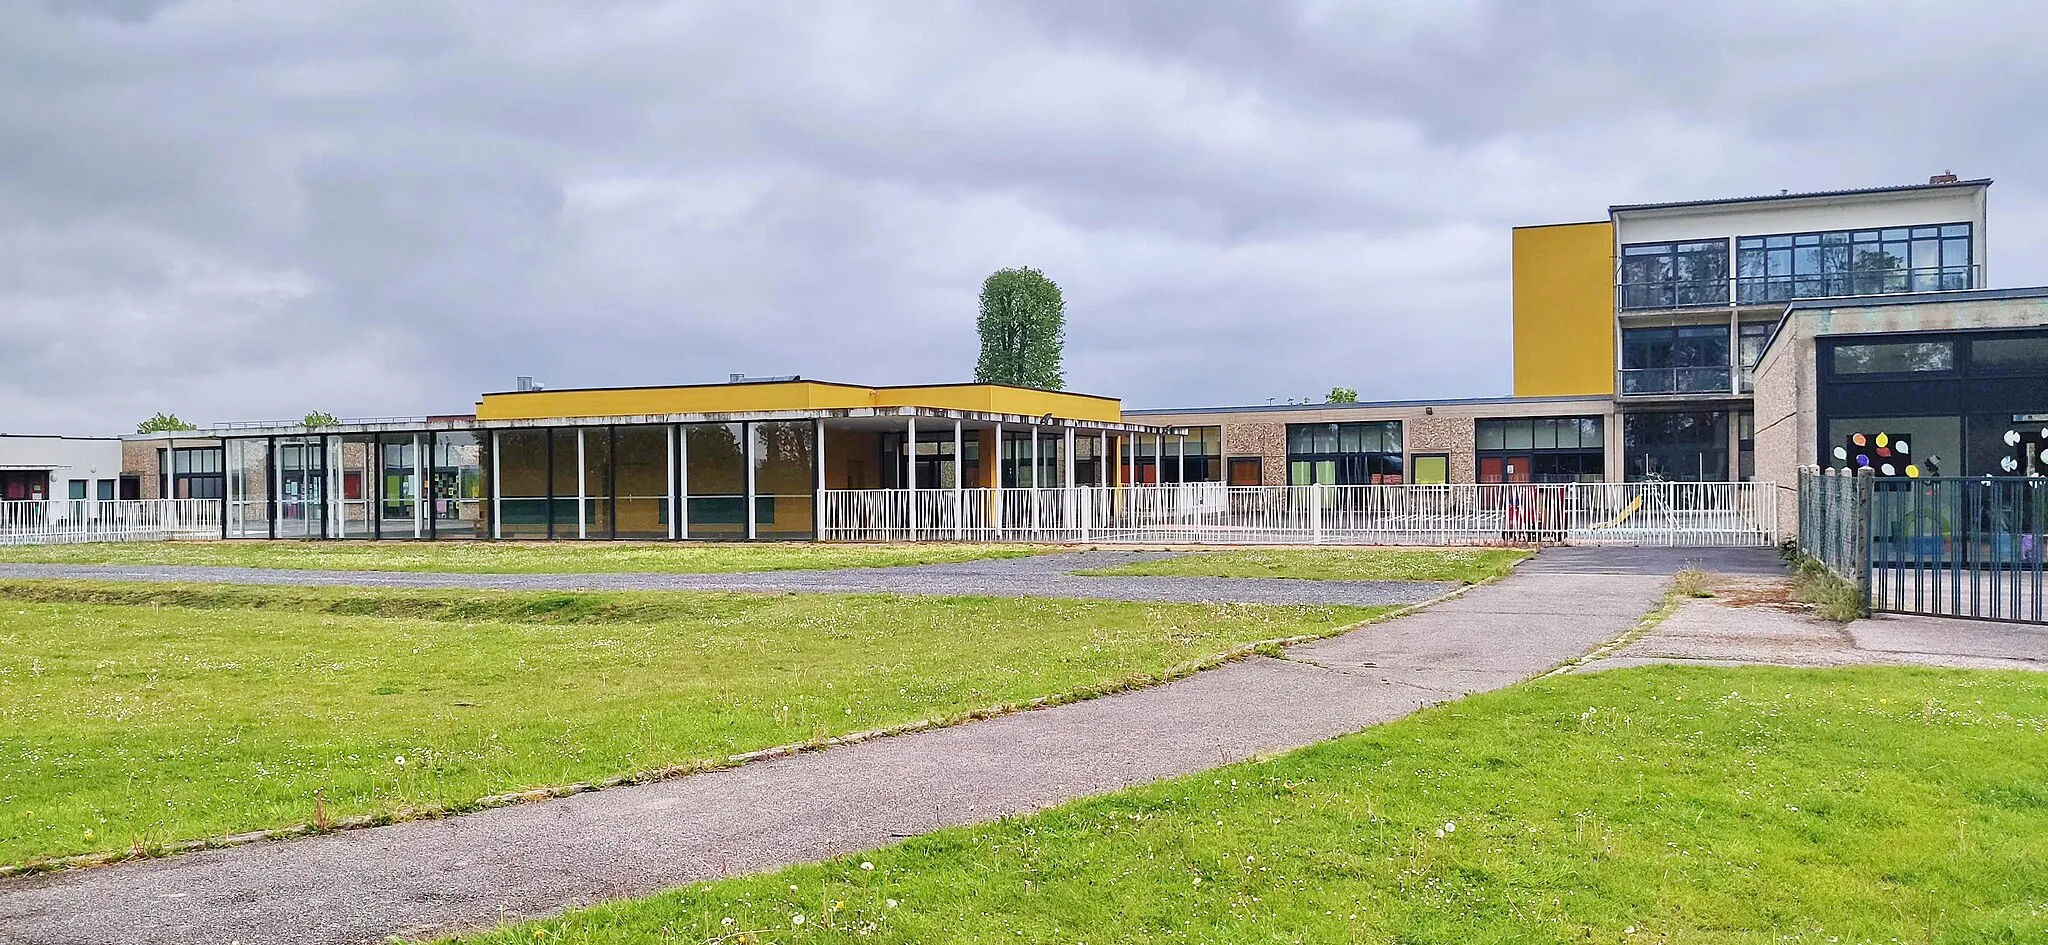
[819,482,1779,547]
[1868,476,2047,624]
[1798,468,2048,624]
[0,499,222,546]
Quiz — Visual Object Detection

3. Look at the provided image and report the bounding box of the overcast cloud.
[5,0,2047,434]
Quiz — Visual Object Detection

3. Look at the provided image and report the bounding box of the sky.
[5,0,2047,435]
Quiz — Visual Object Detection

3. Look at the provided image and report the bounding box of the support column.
[1177,434,1187,485]
[744,422,758,541]
[490,431,502,540]
[677,425,691,539]
[576,429,588,540]
[905,415,917,541]
[1030,424,1043,538]
[813,419,826,540]
[1097,430,1108,487]
[413,432,425,539]
[952,419,964,541]
[667,425,679,540]
[993,422,1004,540]
[1064,426,1077,540]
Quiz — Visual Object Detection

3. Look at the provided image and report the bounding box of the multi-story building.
[1129,175,2002,488]
[1514,174,1991,482]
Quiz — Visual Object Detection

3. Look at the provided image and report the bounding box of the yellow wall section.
[476,381,1124,424]
[1512,221,1615,397]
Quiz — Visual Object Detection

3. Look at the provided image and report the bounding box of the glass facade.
[1475,417,1605,483]
[1619,223,1975,311]
[1618,240,1728,309]
[1737,224,1972,303]
[1286,421,1404,485]
[1817,327,2048,478]
[685,422,746,540]
[1621,325,1732,394]
[1623,411,1729,481]
[1121,426,1221,483]
[165,447,223,500]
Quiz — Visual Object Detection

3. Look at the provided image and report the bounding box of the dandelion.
[886,899,899,909]
[721,917,734,927]
[1443,821,1456,833]
[792,914,805,926]
[860,861,874,871]
[394,755,407,767]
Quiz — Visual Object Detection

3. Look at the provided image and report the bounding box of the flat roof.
[1126,393,1610,417]
[1756,284,2048,362]
[1609,178,1991,214]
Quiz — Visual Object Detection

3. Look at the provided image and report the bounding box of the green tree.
[1327,387,1358,404]
[302,410,341,428]
[975,267,1066,390]
[135,412,198,434]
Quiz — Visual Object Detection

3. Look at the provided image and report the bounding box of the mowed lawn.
[447,667,2048,944]
[1076,547,1530,583]
[0,581,1381,868]
[0,540,1050,574]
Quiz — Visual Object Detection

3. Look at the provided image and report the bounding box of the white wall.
[1614,186,1989,280]
[0,435,126,499]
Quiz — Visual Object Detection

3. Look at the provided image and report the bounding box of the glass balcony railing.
[1618,366,1733,396]
[1616,265,1979,311]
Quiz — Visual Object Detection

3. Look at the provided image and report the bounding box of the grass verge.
[1072,548,1530,583]
[1779,542,1870,622]
[442,666,2048,944]
[0,580,1383,869]
[0,540,1053,574]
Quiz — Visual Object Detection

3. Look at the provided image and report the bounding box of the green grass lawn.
[0,581,1379,869]
[0,541,1051,574]
[1075,547,1531,583]
[444,666,2048,944]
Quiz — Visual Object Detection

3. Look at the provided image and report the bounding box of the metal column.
[952,419,964,541]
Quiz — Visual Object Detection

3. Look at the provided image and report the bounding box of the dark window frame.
[1736,222,1973,304]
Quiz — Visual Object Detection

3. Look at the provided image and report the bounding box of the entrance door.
[0,471,48,501]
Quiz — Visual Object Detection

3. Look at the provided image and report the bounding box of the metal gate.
[1868,477,2047,623]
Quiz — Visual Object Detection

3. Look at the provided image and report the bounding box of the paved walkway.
[1583,573,2048,672]
[0,556,1675,945]
[0,551,1455,607]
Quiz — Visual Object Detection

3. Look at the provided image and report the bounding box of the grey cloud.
[2,0,2046,436]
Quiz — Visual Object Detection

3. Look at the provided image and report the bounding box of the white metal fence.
[819,482,1779,547]
[0,499,222,546]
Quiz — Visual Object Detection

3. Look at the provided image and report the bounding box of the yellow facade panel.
[1512,221,1615,397]
[475,381,1123,424]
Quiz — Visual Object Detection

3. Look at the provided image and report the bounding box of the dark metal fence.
[1868,477,2047,624]
[1796,468,2047,624]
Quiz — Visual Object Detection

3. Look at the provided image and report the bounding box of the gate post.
[1852,467,1874,609]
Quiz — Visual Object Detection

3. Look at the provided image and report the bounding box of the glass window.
[1831,341,1954,374]
[1738,222,1971,303]
[430,431,487,539]
[685,423,746,540]
[581,428,613,538]
[495,430,550,539]
[611,426,669,540]
[1283,421,1403,484]
[1503,420,1534,450]
[1970,335,2048,374]
[1623,411,1729,482]
[753,421,816,540]
[549,429,580,534]
[1619,240,1729,309]
[1824,416,1959,478]
[1411,455,1449,485]
[68,479,88,500]
[1533,419,1559,450]
[1476,421,1505,452]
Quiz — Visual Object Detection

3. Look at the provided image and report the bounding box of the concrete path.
[0,551,1454,607]
[0,557,1674,945]
[1584,573,2048,672]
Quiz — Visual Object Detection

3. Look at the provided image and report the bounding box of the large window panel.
[1619,240,1728,309]
[1831,341,1954,375]
[1475,417,1606,483]
[430,431,487,539]
[613,426,669,540]
[1623,411,1729,481]
[1285,421,1404,485]
[753,421,816,539]
[1737,223,1972,303]
[496,430,550,539]
[685,422,746,540]
[1621,325,1732,394]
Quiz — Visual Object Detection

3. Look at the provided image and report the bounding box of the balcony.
[1617,265,1980,312]
[1618,366,1733,396]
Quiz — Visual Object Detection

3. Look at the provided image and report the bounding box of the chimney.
[515,376,543,392]
[1930,170,1959,184]
[729,373,746,384]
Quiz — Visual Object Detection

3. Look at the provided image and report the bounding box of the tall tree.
[975,267,1066,390]
[1326,387,1358,404]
